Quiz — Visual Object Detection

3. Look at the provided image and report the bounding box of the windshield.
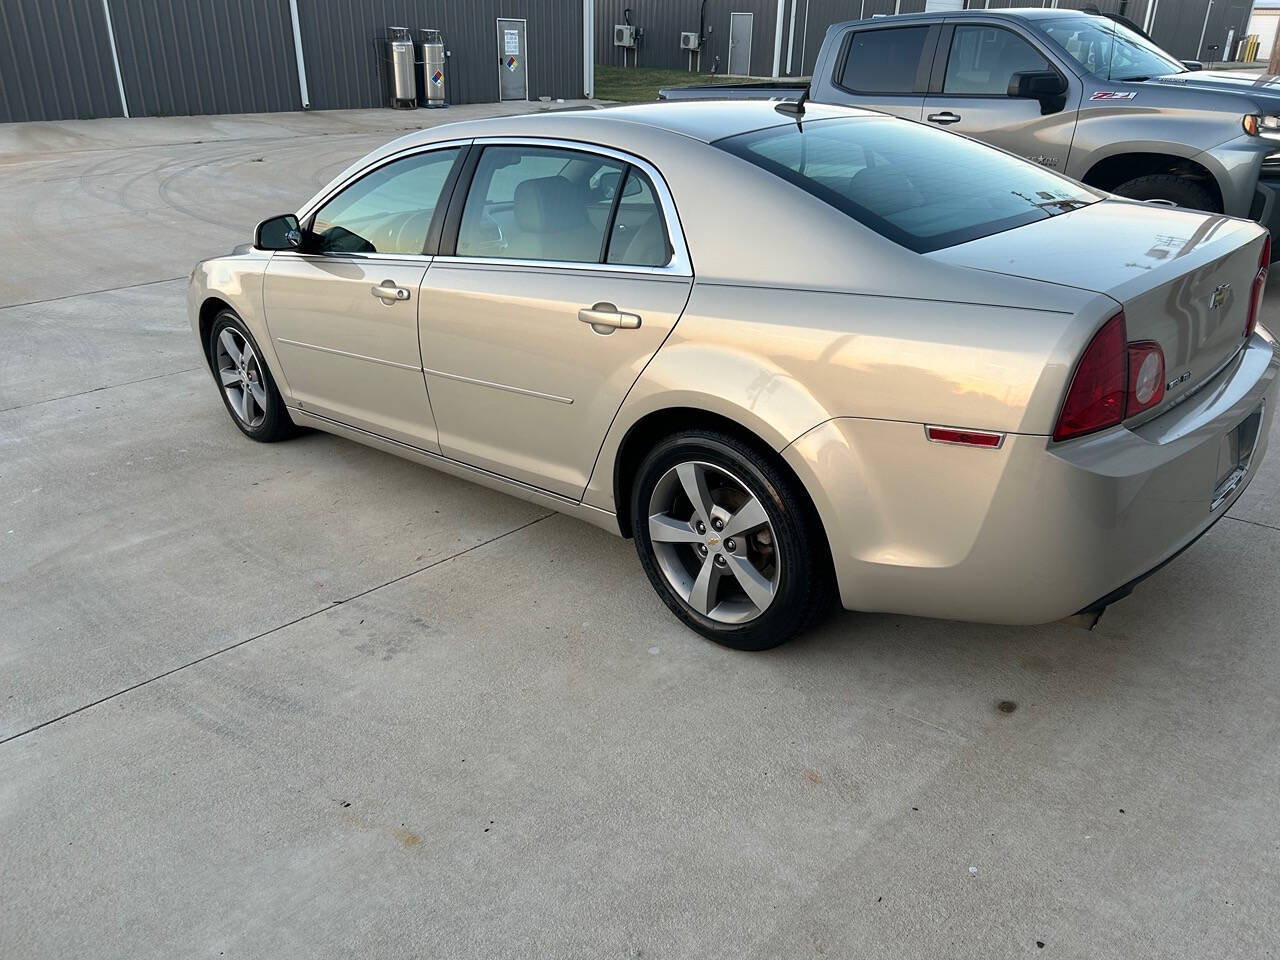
[715,117,1098,254]
[1041,16,1184,81]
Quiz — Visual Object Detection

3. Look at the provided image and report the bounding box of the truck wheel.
[1111,174,1219,213]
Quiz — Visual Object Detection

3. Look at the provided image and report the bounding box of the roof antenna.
[775,84,809,125]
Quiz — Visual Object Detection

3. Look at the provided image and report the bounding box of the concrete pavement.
[2,105,1279,959]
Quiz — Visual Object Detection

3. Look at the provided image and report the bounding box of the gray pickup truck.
[660,9,1280,235]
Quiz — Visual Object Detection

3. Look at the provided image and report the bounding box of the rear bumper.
[784,332,1279,624]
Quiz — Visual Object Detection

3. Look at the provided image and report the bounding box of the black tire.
[207,310,296,443]
[1111,174,1219,212]
[631,430,832,651]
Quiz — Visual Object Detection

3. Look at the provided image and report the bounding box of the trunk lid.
[928,199,1266,420]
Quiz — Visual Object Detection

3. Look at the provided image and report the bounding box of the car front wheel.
[208,310,295,442]
[631,430,831,650]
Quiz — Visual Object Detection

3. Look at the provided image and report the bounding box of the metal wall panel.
[0,0,124,122]
[1,0,584,122]
[595,0,792,76]
[299,0,585,109]
[106,0,301,117]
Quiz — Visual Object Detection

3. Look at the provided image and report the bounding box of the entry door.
[419,143,693,500]
[262,146,465,450]
[923,24,1080,171]
[728,13,753,76]
[497,19,528,100]
[265,257,433,447]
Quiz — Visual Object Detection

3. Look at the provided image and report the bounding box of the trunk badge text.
[1210,282,1231,309]
[1167,370,1192,391]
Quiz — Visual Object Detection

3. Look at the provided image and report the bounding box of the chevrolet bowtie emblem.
[1210,283,1231,310]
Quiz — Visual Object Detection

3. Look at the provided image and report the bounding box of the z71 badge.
[1090,91,1138,100]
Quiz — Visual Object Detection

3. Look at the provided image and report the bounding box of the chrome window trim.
[430,255,688,279]
[270,250,435,264]
[454,136,694,278]
[294,138,474,225]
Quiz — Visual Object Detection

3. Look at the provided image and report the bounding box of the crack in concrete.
[0,367,201,413]
[1225,514,1280,533]
[0,513,553,748]
[0,275,186,312]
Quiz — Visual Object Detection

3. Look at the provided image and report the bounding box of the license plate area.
[1211,403,1263,511]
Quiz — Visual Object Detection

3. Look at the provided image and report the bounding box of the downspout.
[773,0,786,77]
[288,0,311,109]
[583,0,594,97]
[786,0,799,73]
[1195,0,1214,59]
[100,0,130,118]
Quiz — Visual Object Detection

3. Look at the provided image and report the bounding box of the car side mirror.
[1008,70,1068,114]
[255,214,302,250]
[1180,59,1203,71]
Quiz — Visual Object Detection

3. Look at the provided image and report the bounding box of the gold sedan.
[189,102,1277,649]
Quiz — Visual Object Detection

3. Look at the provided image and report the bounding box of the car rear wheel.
[208,310,295,442]
[631,430,831,650]
[1111,174,1218,212]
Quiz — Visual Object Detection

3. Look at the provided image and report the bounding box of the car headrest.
[514,176,588,233]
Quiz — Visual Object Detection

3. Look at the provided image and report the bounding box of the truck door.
[824,23,941,122]
[921,22,1082,173]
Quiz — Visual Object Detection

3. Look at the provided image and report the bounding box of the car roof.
[395,100,880,151]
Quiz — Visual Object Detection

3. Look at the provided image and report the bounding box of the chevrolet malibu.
[188,101,1276,650]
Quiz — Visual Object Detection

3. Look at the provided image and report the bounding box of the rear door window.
[456,145,623,263]
[716,116,1097,253]
[943,25,1053,96]
[838,27,932,94]
[605,169,670,267]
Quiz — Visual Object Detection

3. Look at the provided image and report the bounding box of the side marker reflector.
[925,425,1005,448]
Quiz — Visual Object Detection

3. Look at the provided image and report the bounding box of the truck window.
[715,116,1097,254]
[943,26,1052,96]
[1040,16,1183,81]
[838,27,930,94]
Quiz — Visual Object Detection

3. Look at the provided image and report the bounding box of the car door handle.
[371,281,411,303]
[578,303,641,331]
[927,111,962,125]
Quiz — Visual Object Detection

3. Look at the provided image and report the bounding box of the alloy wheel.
[215,327,267,428]
[647,460,780,624]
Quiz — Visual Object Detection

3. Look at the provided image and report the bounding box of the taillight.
[1053,312,1127,441]
[1053,311,1172,441]
[1126,341,1165,416]
[1247,234,1270,339]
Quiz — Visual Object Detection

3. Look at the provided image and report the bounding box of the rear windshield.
[715,116,1097,253]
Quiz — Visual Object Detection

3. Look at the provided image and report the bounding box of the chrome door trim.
[294,138,474,225]
[461,135,694,277]
[422,366,574,404]
[275,337,422,372]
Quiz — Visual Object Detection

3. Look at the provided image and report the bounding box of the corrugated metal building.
[1,0,589,124]
[594,0,1256,79]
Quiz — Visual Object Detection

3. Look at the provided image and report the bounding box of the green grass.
[594,64,741,103]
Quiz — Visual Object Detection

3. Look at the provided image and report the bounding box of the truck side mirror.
[1180,60,1203,71]
[254,214,302,251]
[1007,70,1068,114]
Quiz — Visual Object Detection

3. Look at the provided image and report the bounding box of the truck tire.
[1111,174,1219,213]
